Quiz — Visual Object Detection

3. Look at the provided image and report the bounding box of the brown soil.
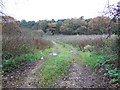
[55,62,110,88]
[54,49,110,88]
[2,59,45,88]
[2,40,112,88]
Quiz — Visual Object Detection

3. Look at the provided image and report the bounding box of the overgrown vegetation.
[2,16,52,75]
[1,0,119,88]
[2,17,119,87]
[2,51,43,74]
[48,35,120,87]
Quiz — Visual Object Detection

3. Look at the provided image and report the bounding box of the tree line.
[19,16,118,35]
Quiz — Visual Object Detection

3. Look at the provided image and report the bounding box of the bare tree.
[0,0,4,15]
[0,0,7,23]
[104,0,120,38]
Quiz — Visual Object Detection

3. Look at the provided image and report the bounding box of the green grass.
[2,50,43,74]
[78,51,104,68]
[38,56,71,87]
[44,35,120,86]
[36,41,74,88]
[37,38,110,87]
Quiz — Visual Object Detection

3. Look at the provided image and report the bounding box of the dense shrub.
[2,35,51,73]
[2,16,52,74]
[2,16,21,37]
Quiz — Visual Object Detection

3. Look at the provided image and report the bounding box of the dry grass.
[48,34,116,46]
[46,35,117,54]
[2,24,52,59]
[2,26,52,74]
[2,35,51,59]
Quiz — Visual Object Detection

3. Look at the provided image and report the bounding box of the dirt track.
[3,40,110,88]
[54,46,109,88]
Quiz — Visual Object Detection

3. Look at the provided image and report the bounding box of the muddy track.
[19,59,45,88]
[56,62,109,88]
[36,40,110,88]
[3,40,110,88]
[55,48,110,88]
[19,40,59,88]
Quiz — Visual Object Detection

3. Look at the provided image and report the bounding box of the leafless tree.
[104,0,120,38]
[0,0,5,15]
[0,0,7,23]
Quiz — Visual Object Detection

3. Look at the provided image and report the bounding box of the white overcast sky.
[4,0,119,21]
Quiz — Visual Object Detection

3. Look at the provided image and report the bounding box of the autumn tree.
[2,16,21,37]
[60,18,87,35]
[88,16,111,34]
[75,19,88,34]
[60,19,75,35]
